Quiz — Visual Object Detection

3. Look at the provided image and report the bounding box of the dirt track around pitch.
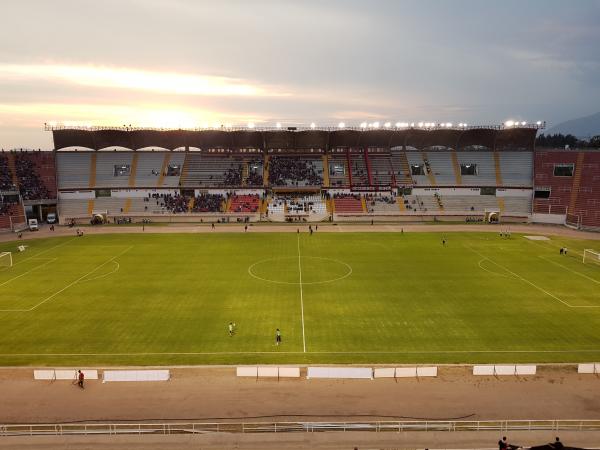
[2,221,600,243]
[1,365,599,424]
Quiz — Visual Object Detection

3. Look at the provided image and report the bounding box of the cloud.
[0,64,289,98]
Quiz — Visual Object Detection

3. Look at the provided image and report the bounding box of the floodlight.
[310,122,316,129]
[446,122,452,127]
[536,121,542,125]
[504,120,515,127]
[521,121,526,126]
[276,122,282,129]
[360,122,367,128]
[384,122,391,128]
[418,122,424,127]
[373,121,380,128]
[338,122,345,128]
[247,122,255,129]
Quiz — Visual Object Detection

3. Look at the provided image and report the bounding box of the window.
[411,164,425,175]
[534,188,551,199]
[553,164,574,177]
[114,164,131,176]
[329,162,345,176]
[460,164,477,175]
[167,164,181,176]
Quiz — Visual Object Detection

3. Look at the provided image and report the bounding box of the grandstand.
[0,123,595,230]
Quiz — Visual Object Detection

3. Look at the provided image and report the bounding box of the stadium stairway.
[87,199,95,215]
[345,151,353,187]
[89,153,97,188]
[497,197,505,214]
[493,151,503,185]
[263,155,270,187]
[451,150,462,185]
[6,153,19,188]
[128,153,139,187]
[397,196,406,212]
[123,198,132,213]
[364,150,374,186]
[157,153,171,187]
[421,151,437,186]
[179,153,190,186]
[568,152,586,215]
[188,197,195,212]
[361,196,367,212]
[242,162,249,187]
[322,155,330,187]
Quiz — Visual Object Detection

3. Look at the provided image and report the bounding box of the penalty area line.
[0,246,133,313]
[465,245,600,308]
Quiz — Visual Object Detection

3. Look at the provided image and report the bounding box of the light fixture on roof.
[360,122,367,129]
[410,122,415,127]
[225,123,232,128]
[536,121,542,125]
[247,122,255,129]
[310,122,316,129]
[504,120,515,127]
[418,122,424,127]
[446,122,452,127]
[276,122,282,129]
[384,122,391,128]
[373,121,380,129]
[521,121,526,126]
[338,122,345,128]
[202,122,209,129]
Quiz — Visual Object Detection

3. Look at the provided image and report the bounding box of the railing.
[2,420,600,437]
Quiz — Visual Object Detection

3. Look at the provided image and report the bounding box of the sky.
[1,0,599,149]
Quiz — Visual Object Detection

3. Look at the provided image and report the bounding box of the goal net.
[583,249,600,266]
[0,252,12,268]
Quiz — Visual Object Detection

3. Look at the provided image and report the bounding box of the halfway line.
[297,234,306,352]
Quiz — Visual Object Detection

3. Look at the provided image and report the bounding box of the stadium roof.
[48,124,542,151]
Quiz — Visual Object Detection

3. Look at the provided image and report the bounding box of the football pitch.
[1,230,600,366]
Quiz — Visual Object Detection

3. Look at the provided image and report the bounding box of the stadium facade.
[0,124,599,230]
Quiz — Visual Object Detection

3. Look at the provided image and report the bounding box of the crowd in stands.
[269,157,322,186]
[246,160,263,186]
[193,193,224,212]
[162,193,190,213]
[365,194,396,213]
[14,154,51,200]
[0,155,14,191]
[223,166,242,186]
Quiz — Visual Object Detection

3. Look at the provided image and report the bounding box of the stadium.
[1,122,600,449]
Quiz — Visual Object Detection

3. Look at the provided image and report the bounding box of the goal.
[583,249,600,266]
[0,252,12,268]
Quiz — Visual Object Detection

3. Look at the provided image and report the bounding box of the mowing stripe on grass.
[1,349,600,356]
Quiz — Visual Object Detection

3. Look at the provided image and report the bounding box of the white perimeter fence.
[2,420,600,436]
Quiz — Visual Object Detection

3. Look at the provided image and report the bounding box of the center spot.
[248,256,352,285]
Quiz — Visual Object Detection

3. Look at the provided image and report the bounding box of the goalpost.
[583,249,600,266]
[0,252,12,268]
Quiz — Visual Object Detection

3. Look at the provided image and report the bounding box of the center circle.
[248,256,352,285]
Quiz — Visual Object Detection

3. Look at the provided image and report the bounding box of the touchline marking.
[0,246,133,313]
[465,245,600,308]
[297,234,306,353]
[0,258,57,287]
[539,256,600,285]
[1,349,600,357]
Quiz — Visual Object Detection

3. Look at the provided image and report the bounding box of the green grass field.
[1,230,600,366]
